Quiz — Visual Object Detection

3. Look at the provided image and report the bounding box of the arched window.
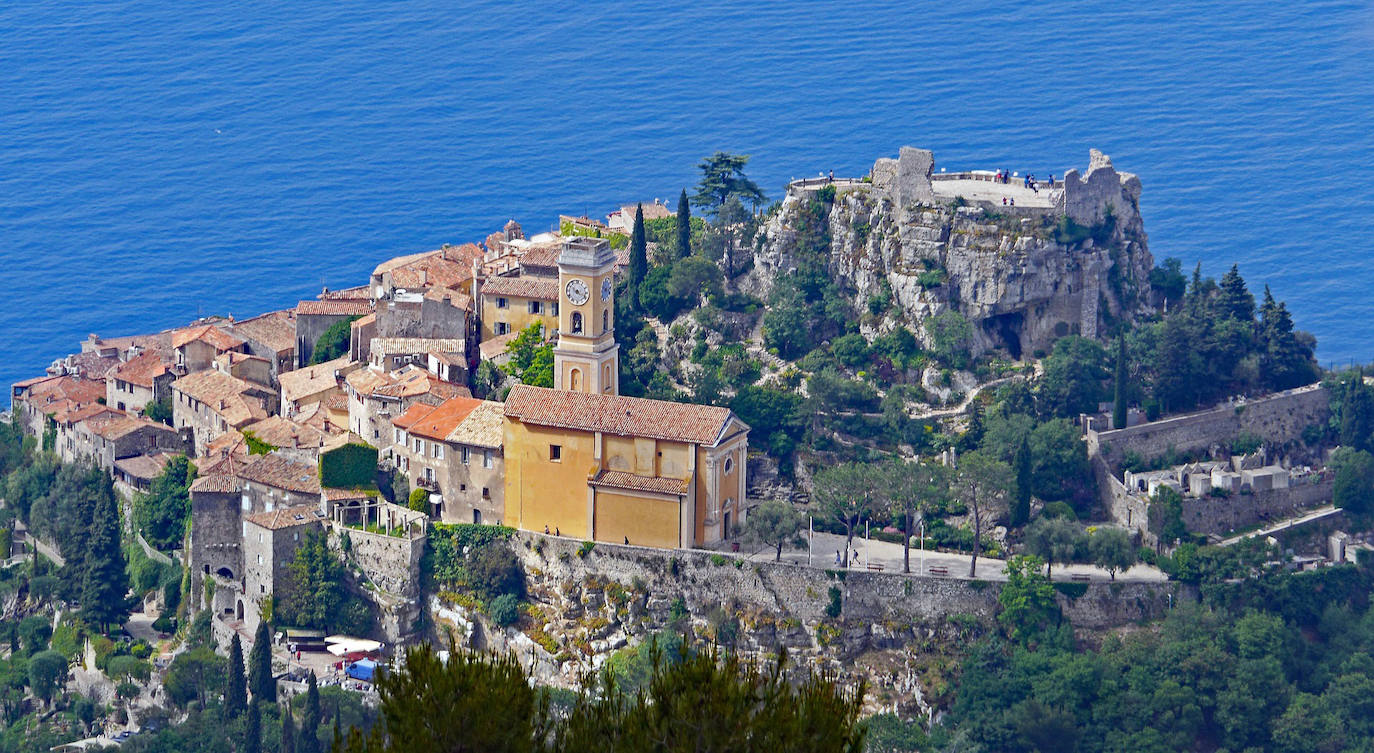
[570,369,582,391]
[571,312,583,334]
[602,310,608,333]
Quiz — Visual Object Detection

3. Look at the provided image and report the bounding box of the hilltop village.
[2,146,1371,751]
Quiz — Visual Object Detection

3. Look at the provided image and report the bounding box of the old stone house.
[478,275,559,341]
[171,370,278,456]
[105,350,176,414]
[11,374,106,439]
[294,298,373,367]
[278,356,356,417]
[344,364,469,446]
[390,397,505,525]
[173,325,247,374]
[227,310,298,379]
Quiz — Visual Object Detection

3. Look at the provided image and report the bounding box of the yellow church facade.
[498,236,750,549]
[502,385,749,548]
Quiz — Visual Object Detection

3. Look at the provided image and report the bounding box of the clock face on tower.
[601,278,613,302]
[565,279,589,306]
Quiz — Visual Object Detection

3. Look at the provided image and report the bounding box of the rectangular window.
[414,438,422,453]
[549,444,561,461]
[482,487,490,499]
[461,447,470,465]
[528,300,542,314]
[495,322,510,335]
[551,302,559,316]
[394,428,402,444]
[483,450,493,469]
[433,444,443,460]
[425,467,434,481]
[256,554,263,564]
[496,297,508,309]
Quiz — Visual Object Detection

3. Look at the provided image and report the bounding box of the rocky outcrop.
[748,147,1154,358]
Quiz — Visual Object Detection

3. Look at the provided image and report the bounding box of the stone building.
[389,397,505,525]
[368,338,467,376]
[173,325,247,374]
[344,364,469,446]
[294,298,373,367]
[278,355,356,418]
[66,411,187,472]
[369,244,482,301]
[171,370,278,456]
[11,374,106,439]
[239,506,327,634]
[227,310,298,379]
[105,350,176,413]
[478,275,559,341]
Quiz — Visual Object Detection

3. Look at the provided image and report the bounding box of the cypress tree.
[1113,332,1128,430]
[224,634,247,718]
[281,701,296,753]
[1217,264,1255,322]
[244,701,261,753]
[248,620,274,703]
[80,483,128,632]
[676,189,691,259]
[628,203,648,310]
[300,671,321,753]
[1011,439,1032,527]
[332,700,342,752]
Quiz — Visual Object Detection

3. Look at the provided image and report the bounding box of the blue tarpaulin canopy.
[346,659,377,681]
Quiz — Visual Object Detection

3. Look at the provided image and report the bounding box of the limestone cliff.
[747,147,1154,358]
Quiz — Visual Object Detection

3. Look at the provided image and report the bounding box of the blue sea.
[4,1,1373,398]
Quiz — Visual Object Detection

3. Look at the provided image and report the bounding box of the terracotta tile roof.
[243,504,326,531]
[196,446,255,476]
[172,325,245,352]
[324,392,348,412]
[371,338,466,358]
[279,357,351,403]
[481,276,558,301]
[296,299,374,317]
[373,244,483,290]
[345,368,392,397]
[189,474,241,494]
[241,416,325,451]
[516,242,563,272]
[373,367,471,401]
[445,401,505,448]
[114,452,178,481]
[65,351,120,380]
[427,351,467,367]
[478,332,520,361]
[392,396,483,441]
[205,430,249,463]
[237,453,321,495]
[87,413,176,440]
[353,313,376,328]
[56,403,118,426]
[15,375,106,411]
[229,311,297,355]
[12,375,56,390]
[171,370,270,427]
[591,469,690,496]
[110,351,173,388]
[324,487,372,501]
[614,248,630,269]
[504,385,741,446]
[320,286,371,300]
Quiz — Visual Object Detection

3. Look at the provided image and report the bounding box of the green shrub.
[709,554,729,567]
[488,594,520,627]
[409,488,431,513]
[151,615,175,633]
[825,586,842,619]
[577,541,596,558]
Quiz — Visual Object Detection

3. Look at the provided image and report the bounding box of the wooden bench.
[927,566,949,576]
[865,563,885,572]
[1069,573,1092,582]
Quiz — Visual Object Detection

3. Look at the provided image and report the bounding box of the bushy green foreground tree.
[136,454,196,549]
[335,642,865,753]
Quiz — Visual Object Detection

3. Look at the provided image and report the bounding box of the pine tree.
[80,483,128,632]
[244,701,261,753]
[1259,286,1317,391]
[1217,264,1255,322]
[1011,439,1033,528]
[282,702,296,753]
[300,671,321,753]
[675,189,691,259]
[224,634,247,719]
[1113,332,1128,430]
[248,620,274,703]
[628,203,648,311]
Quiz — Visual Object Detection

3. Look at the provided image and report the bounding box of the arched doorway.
[235,600,244,621]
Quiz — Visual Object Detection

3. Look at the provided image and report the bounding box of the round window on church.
[724,456,734,475]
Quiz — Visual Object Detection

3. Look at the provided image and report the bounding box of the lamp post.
[919,518,926,574]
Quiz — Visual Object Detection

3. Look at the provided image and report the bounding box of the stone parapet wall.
[1181,475,1333,535]
[1089,384,1329,467]
[336,525,424,599]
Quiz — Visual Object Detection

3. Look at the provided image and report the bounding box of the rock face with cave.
[748,147,1154,359]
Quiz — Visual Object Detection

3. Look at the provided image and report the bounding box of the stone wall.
[1088,384,1330,468]
[1181,475,1333,535]
[336,524,424,599]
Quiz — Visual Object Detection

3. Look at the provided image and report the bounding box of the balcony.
[416,477,439,492]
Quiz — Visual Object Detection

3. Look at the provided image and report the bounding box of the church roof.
[504,385,744,446]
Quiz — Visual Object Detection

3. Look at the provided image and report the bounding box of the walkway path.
[30,536,64,567]
[739,530,1167,583]
[1218,505,1341,547]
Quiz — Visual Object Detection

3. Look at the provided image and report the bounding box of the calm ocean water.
[3,1,1373,397]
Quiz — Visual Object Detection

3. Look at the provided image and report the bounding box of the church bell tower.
[554,237,619,395]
